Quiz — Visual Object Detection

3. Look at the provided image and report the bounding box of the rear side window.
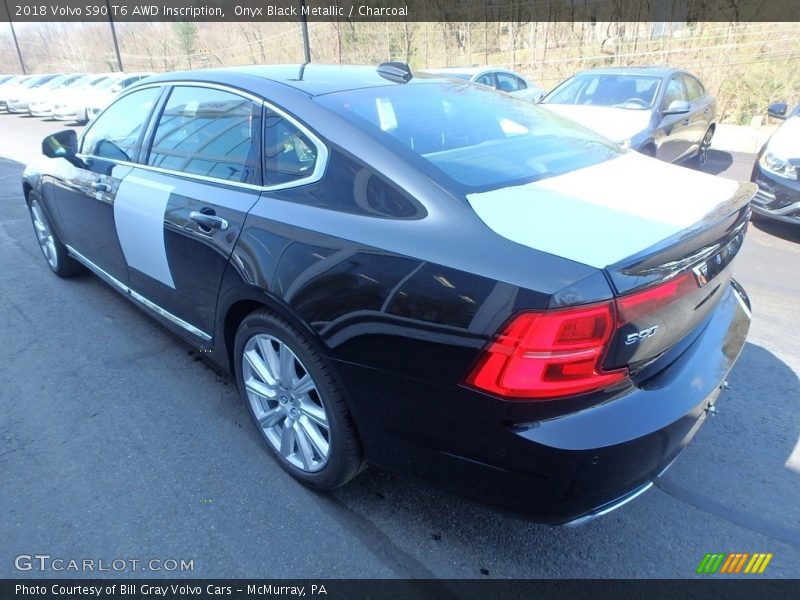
[263,108,319,185]
[81,87,160,161]
[148,86,260,183]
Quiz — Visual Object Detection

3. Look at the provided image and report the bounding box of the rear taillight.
[465,301,628,399]
[616,271,696,325]
[466,273,699,400]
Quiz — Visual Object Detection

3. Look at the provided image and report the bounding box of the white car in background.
[21,74,84,116]
[8,74,72,113]
[2,75,56,111]
[422,66,546,102]
[50,74,113,123]
[0,75,33,110]
[85,72,154,120]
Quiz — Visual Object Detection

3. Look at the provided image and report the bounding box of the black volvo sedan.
[22,64,754,524]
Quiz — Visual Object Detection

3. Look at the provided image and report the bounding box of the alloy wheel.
[30,199,58,270]
[241,334,331,472]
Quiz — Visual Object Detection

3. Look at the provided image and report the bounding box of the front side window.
[496,72,526,92]
[81,87,160,161]
[662,77,688,109]
[475,73,495,87]
[318,83,621,192]
[148,86,259,183]
[263,108,319,185]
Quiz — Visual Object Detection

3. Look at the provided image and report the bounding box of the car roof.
[425,66,486,76]
[572,66,681,78]
[142,64,458,97]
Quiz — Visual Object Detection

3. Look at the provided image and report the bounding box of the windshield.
[95,76,123,90]
[543,74,662,109]
[42,74,78,90]
[317,83,621,192]
[26,75,57,88]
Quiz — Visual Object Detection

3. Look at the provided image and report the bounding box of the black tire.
[26,191,83,278]
[695,128,714,167]
[234,309,363,490]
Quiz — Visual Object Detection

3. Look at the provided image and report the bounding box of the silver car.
[423,66,546,102]
[541,67,717,166]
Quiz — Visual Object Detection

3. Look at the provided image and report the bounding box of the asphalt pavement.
[1,114,798,579]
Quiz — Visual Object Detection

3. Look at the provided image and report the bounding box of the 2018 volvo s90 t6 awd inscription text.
[22,64,754,525]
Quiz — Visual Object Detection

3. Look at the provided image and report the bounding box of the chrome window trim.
[79,79,329,193]
[65,244,213,342]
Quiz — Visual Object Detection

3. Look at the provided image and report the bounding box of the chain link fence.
[2,21,798,123]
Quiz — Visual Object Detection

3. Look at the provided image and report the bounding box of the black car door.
[49,86,163,283]
[116,84,263,343]
[681,74,713,152]
[657,76,692,162]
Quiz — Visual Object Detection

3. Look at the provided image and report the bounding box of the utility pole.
[105,0,123,71]
[3,0,26,74]
[300,0,311,63]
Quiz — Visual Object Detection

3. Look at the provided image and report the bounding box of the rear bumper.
[336,280,750,524]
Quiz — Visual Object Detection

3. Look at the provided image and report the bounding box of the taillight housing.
[466,271,701,400]
[465,301,628,399]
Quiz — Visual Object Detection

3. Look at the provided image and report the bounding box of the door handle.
[190,210,229,231]
[682,118,691,126]
[90,181,111,192]
[704,107,711,113]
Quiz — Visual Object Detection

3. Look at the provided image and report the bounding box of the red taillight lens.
[465,302,628,400]
[616,271,696,325]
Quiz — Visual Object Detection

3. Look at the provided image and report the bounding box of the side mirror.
[42,130,78,158]
[42,130,83,167]
[663,100,691,115]
[767,102,788,120]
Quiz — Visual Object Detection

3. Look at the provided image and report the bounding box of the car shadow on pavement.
[697,149,734,175]
[751,217,800,244]
[326,341,800,577]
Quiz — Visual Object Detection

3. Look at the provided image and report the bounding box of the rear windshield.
[316,83,620,192]
[543,74,662,109]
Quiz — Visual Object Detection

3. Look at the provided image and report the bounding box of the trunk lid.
[603,183,752,372]
[465,152,756,374]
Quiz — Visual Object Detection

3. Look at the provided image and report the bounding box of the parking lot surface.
[1,114,798,579]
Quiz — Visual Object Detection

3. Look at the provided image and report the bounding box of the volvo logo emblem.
[693,263,709,287]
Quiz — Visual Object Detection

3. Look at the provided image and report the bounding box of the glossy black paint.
[22,66,752,523]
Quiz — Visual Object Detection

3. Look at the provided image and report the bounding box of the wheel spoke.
[299,416,329,458]
[299,401,327,428]
[244,348,276,387]
[280,420,296,457]
[278,344,294,383]
[293,422,315,469]
[245,376,276,400]
[257,337,281,384]
[292,373,315,396]
[257,407,284,429]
